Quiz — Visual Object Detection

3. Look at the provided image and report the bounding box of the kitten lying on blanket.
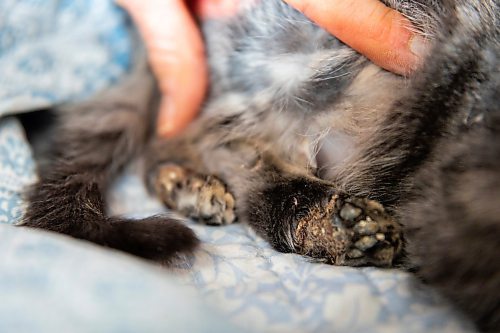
[22,0,499,331]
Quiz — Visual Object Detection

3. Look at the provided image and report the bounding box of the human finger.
[118,0,208,137]
[284,0,428,75]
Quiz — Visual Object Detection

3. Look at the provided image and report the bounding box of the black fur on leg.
[21,57,199,261]
[105,216,199,260]
[246,176,336,254]
[402,115,500,332]
[22,163,199,261]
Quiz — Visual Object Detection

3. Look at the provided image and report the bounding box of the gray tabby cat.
[21,0,499,331]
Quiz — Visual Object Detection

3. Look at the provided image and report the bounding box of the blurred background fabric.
[0,1,477,332]
[0,0,132,116]
[0,0,132,224]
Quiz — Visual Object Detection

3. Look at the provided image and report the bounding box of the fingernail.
[409,35,428,58]
[157,98,176,137]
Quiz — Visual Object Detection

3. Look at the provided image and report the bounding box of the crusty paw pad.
[154,164,236,225]
[294,195,402,267]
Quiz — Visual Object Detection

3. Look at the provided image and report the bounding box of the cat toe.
[196,176,236,225]
[292,192,402,267]
[155,164,236,225]
[337,198,403,267]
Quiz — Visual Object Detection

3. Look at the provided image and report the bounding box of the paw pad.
[155,164,236,225]
[293,194,403,267]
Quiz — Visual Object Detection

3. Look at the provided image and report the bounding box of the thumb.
[284,0,428,75]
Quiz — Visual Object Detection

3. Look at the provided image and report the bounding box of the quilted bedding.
[0,1,475,332]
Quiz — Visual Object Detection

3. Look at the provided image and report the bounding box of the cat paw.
[154,164,236,225]
[293,194,402,267]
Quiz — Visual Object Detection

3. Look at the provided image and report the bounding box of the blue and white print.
[0,0,132,116]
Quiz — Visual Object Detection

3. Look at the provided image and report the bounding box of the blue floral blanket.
[0,1,476,332]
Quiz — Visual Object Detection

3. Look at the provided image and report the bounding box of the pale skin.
[116,0,427,137]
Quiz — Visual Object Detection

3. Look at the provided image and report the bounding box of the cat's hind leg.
[147,137,402,267]
[294,194,402,266]
[251,176,403,267]
[154,163,236,226]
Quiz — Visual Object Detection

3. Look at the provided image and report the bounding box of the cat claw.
[154,164,236,225]
[294,194,403,267]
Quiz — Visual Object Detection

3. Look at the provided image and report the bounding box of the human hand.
[284,0,427,76]
[117,0,239,137]
[119,0,427,137]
